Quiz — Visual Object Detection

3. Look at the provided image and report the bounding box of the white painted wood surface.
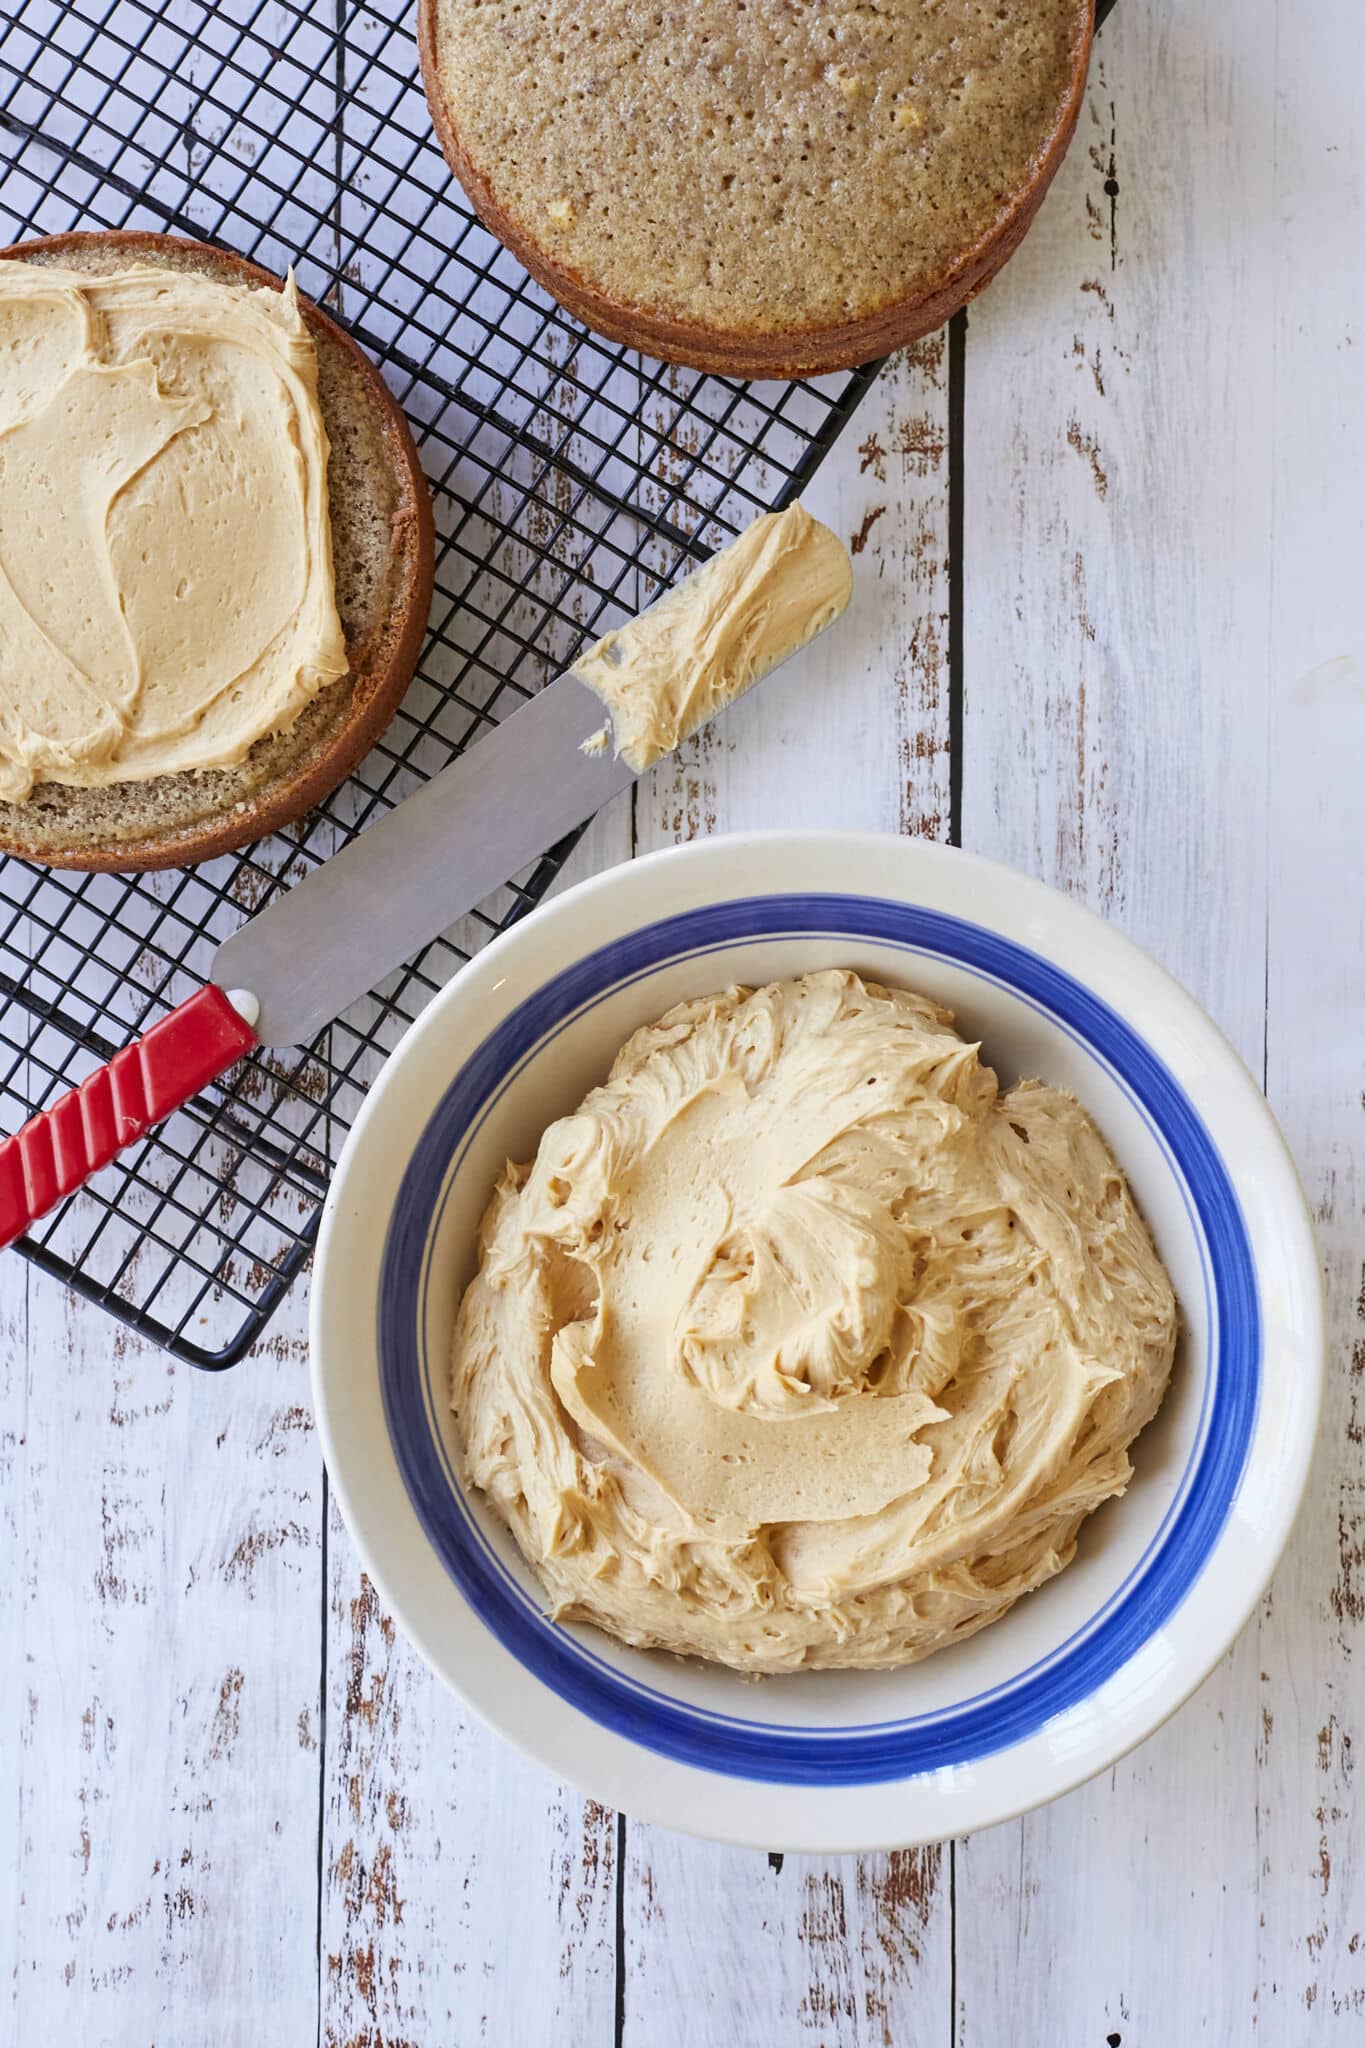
[3,0,1363,2038]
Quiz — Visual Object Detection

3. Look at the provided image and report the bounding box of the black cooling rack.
[0,0,882,1365]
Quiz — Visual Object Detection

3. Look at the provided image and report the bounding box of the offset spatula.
[0,506,851,1249]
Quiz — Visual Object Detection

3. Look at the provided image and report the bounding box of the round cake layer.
[421,0,1093,374]
[0,233,433,872]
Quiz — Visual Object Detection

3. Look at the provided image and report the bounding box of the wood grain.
[620,1832,952,2048]
[1,1262,322,2043]
[1255,0,1365,2022]
[318,1523,619,2048]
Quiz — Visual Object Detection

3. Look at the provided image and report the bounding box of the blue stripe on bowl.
[377,894,1259,1786]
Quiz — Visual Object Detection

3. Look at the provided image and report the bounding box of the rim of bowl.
[310,830,1324,1851]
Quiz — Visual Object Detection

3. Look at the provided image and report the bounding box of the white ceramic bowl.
[310,832,1322,1851]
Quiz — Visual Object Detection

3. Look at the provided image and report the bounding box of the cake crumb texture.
[425,0,1089,338]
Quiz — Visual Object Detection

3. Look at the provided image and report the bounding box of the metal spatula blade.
[213,669,633,1047]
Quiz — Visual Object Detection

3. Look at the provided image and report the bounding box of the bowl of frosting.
[311,831,1322,1850]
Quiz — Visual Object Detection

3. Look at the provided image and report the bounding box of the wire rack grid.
[0,0,882,1365]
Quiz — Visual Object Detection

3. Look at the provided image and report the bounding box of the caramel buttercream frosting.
[0,260,347,803]
[572,502,852,771]
[451,971,1179,1674]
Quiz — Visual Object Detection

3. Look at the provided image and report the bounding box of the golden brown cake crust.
[0,230,435,872]
[418,0,1093,378]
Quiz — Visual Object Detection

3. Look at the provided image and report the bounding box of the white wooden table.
[4,3,1362,2038]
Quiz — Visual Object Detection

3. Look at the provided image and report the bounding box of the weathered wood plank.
[619,344,955,2042]
[1254,0,1365,2021]
[316,806,628,2048]
[959,5,1271,1015]
[621,1834,951,2048]
[318,1527,620,2048]
[1,1264,323,2044]
[952,2,1344,2039]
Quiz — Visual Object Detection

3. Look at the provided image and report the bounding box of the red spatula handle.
[0,984,259,1251]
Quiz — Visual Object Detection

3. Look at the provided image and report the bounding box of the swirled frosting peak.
[451,970,1179,1672]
